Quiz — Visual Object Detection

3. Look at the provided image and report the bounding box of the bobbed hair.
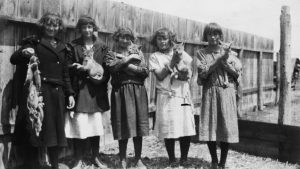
[150,27,177,50]
[76,15,99,32]
[202,22,224,42]
[37,13,64,33]
[112,27,137,43]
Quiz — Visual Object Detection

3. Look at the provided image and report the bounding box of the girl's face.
[207,32,221,46]
[44,22,59,38]
[81,24,94,38]
[156,35,170,51]
[118,35,132,48]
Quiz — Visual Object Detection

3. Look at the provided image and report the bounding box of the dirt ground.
[58,83,300,169]
[59,134,300,169]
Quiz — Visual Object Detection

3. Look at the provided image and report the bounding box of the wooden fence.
[0,0,276,167]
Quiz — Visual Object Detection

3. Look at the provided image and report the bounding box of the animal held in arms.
[25,54,44,137]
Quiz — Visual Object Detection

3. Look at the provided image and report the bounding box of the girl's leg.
[90,136,107,168]
[73,138,86,161]
[179,136,191,163]
[133,136,143,160]
[118,139,128,168]
[48,146,60,169]
[219,142,229,168]
[164,138,176,163]
[133,136,146,168]
[207,141,218,165]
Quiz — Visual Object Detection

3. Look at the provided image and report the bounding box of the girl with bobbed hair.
[11,12,75,169]
[149,27,195,167]
[104,27,149,169]
[64,15,109,168]
[196,22,242,169]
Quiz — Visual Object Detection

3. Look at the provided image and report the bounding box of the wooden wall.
[0,0,275,133]
[0,0,277,168]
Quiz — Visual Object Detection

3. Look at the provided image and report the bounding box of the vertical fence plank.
[93,0,108,32]
[258,51,264,110]
[41,0,60,15]
[77,0,93,18]
[61,0,77,27]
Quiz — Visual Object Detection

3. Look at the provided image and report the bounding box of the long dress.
[64,37,110,139]
[196,48,241,143]
[11,36,74,147]
[105,48,149,140]
[149,51,196,139]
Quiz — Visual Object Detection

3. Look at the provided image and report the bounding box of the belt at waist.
[112,79,144,88]
[41,76,64,86]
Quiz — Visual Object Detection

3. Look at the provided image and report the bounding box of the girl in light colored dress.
[64,16,109,168]
[196,22,242,169]
[149,28,196,166]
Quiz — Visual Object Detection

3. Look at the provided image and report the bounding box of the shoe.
[71,159,85,169]
[210,162,218,169]
[119,159,127,169]
[179,158,188,167]
[133,159,147,169]
[218,163,228,169]
[168,159,177,167]
[93,156,108,169]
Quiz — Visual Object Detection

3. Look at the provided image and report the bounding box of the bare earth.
[59,84,300,169]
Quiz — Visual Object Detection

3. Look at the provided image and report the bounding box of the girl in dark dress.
[11,13,75,169]
[64,16,109,169]
[105,27,149,169]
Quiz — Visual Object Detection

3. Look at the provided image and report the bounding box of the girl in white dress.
[149,28,196,166]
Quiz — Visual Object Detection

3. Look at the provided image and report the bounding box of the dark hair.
[150,27,176,49]
[112,27,136,42]
[202,22,223,42]
[37,13,64,33]
[76,15,99,32]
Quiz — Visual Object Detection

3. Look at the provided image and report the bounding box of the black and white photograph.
[0,0,300,168]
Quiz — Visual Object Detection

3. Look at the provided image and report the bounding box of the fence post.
[237,49,244,117]
[278,6,292,125]
[258,51,264,110]
[275,52,280,104]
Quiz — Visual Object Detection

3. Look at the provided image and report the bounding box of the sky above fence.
[114,0,300,58]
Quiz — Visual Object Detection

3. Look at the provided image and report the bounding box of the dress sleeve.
[196,50,210,79]
[149,53,161,71]
[63,48,75,96]
[104,51,128,73]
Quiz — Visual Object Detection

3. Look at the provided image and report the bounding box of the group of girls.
[11,12,241,169]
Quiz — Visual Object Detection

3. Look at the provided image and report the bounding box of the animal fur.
[170,42,190,83]
[25,55,44,137]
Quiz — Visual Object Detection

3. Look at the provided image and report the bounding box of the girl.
[104,27,149,169]
[196,22,242,169]
[149,28,196,167]
[64,16,110,169]
[11,13,75,169]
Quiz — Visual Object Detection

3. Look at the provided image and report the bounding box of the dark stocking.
[179,136,191,161]
[219,142,229,167]
[207,141,218,164]
[133,136,143,160]
[90,136,100,157]
[118,139,128,160]
[48,146,60,169]
[164,138,176,162]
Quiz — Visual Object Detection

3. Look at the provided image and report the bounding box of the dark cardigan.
[67,37,110,113]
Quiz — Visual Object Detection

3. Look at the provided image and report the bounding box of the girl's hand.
[72,63,83,69]
[22,48,35,56]
[67,96,75,109]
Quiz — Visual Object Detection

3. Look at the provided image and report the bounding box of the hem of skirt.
[113,133,149,140]
[156,133,196,140]
[198,137,239,143]
[66,134,104,139]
